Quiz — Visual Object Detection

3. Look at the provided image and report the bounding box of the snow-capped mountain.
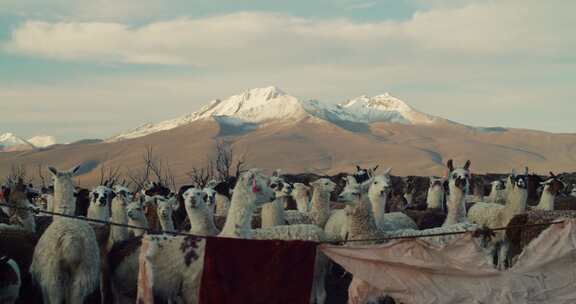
[0,133,35,152]
[27,135,56,148]
[108,86,443,142]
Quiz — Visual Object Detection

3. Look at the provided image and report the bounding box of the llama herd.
[1,161,576,304]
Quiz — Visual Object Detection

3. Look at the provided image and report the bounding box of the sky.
[0,0,574,143]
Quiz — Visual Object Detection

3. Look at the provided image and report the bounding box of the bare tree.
[214,140,246,181]
[4,163,28,186]
[127,145,176,192]
[98,162,122,186]
[186,158,215,188]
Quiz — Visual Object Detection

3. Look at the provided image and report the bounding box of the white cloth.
[321,219,576,304]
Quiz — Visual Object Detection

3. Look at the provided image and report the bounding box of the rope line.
[0,202,566,244]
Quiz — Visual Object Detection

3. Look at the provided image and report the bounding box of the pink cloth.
[321,219,576,304]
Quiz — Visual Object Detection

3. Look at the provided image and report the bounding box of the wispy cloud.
[345,2,377,10]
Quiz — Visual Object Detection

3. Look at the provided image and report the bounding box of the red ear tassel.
[252,178,260,193]
[443,169,449,179]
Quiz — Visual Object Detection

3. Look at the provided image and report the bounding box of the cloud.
[3,1,574,66]
[345,2,377,10]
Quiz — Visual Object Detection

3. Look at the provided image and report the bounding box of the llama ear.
[550,171,556,178]
[356,165,362,172]
[48,166,58,176]
[70,165,81,175]
[372,165,379,172]
[463,160,471,171]
[447,159,454,172]
[383,167,392,175]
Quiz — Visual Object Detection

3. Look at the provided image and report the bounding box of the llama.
[261,174,292,228]
[281,178,336,227]
[0,256,20,304]
[467,169,529,269]
[156,196,178,233]
[427,176,445,210]
[292,183,312,212]
[533,172,565,211]
[87,185,114,221]
[214,180,233,217]
[30,165,100,304]
[108,193,131,250]
[571,185,576,198]
[0,181,36,233]
[183,187,219,236]
[127,200,149,237]
[442,160,472,226]
[487,180,506,205]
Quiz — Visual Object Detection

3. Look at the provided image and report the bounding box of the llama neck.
[426,187,444,210]
[368,191,388,227]
[158,215,175,232]
[53,179,76,215]
[110,198,129,244]
[220,187,256,238]
[504,188,528,219]
[310,188,331,227]
[185,202,218,235]
[443,187,466,226]
[128,214,148,237]
[347,195,381,243]
[293,192,311,213]
[260,196,287,228]
[87,204,110,221]
[215,193,230,217]
[535,187,555,211]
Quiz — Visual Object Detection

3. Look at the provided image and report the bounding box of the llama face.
[491,180,505,191]
[511,175,527,190]
[203,187,216,207]
[311,178,336,194]
[91,186,114,207]
[113,185,134,202]
[127,201,145,220]
[540,176,565,195]
[156,196,178,220]
[269,177,292,198]
[430,177,445,189]
[291,183,311,198]
[446,159,471,192]
[183,188,206,209]
[369,175,392,198]
[239,170,275,206]
[338,180,361,203]
[571,185,576,197]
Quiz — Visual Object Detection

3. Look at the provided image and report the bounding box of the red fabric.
[199,237,317,304]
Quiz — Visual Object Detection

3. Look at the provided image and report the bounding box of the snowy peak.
[0,133,35,152]
[340,93,436,124]
[27,135,56,148]
[109,87,443,142]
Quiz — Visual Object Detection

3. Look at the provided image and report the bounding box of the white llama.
[126,199,149,237]
[426,176,445,210]
[183,187,219,236]
[487,180,507,205]
[467,170,529,269]
[533,173,565,211]
[291,183,312,212]
[30,165,100,304]
[156,196,178,233]
[87,185,114,221]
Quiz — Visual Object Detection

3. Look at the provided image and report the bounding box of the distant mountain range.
[1,87,575,186]
[0,133,56,152]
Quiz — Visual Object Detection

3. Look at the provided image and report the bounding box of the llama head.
[183,187,207,209]
[269,175,292,198]
[202,187,216,207]
[156,196,178,221]
[429,176,446,189]
[48,165,81,180]
[47,165,81,214]
[90,185,115,207]
[291,183,311,199]
[491,180,505,191]
[113,184,134,202]
[127,200,146,220]
[369,172,392,199]
[236,169,275,206]
[353,164,379,183]
[446,159,471,193]
[570,184,576,197]
[540,172,565,195]
[338,175,372,203]
[508,170,528,191]
[311,178,336,194]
